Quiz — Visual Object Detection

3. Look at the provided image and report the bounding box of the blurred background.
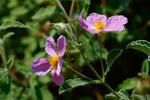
[0,0,150,100]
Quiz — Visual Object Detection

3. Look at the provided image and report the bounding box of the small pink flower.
[79,13,128,34]
[32,35,66,86]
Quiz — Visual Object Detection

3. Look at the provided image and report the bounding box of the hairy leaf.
[127,40,150,56]
[32,6,56,21]
[0,20,30,31]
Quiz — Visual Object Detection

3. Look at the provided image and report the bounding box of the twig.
[0,45,7,67]
[69,0,76,21]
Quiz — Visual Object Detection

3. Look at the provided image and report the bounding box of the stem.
[69,0,76,20]
[68,67,93,81]
[79,49,102,80]
[99,44,104,77]
[55,0,69,21]
[103,81,120,98]
[64,61,93,80]
[0,45,7,67]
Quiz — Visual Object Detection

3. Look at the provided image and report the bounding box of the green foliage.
[127,40,150,56]
[138,59,149,78]
[59,78,100,95]
[117,77,139,90]
[80,0,90,17]
[32,5,56,21]
[7,56,14,69]
[2,32,15,44]
[0,20,30,31]
[105,90,129,100]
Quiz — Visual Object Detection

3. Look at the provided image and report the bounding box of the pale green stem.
[63,61,93,80]
[79,49,102,80]
[68,66,93,81]
[55,0,69,21]
[99,43,105,78]
[79,48,120,98]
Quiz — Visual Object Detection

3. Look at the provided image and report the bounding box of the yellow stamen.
[95,21,105,30]
[50,56,59,70]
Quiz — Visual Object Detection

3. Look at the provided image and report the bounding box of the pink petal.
[56,57,62,75]
[79,13,88,29]
[32,58,50,76]
[57,35,66,57]
[105,15,128,32]
[51,71,64,86]
[45,36,57,57]
[79,13,107,34]
[86,13,107,25]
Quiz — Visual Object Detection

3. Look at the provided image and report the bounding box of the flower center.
[50,56,59,70]
[95,20,105,30]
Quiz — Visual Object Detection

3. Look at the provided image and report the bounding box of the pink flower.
[79,13,128,34]
[32,35,66,86]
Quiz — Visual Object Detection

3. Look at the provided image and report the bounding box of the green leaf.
[105,93,118,100]
[38,87,53,100]
[131,94,146,100]
[80,0,90,17]
[2,32,14,44]
[59,78,100,95]
[0,20,30,31]
[0,75,11,99]
[7,56,14,69]
[38,75,51,84]
[105,49,122,74]
[126,40,150,56]
[117,77,139,90]
[105,90,129,100]
[138,59,149,78]
[32,5,56,21]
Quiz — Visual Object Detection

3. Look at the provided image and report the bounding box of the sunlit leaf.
[0,20,30,31]
[32,5,56,21]
[117,77,139,90]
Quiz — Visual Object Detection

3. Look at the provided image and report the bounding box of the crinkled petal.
[57,35,66,57]
[32,58,50,76]
[51,71,64,86]
[45,36,57,57]
[86,13,107,25]
[56,57,62,75]
[105,15,128,32]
